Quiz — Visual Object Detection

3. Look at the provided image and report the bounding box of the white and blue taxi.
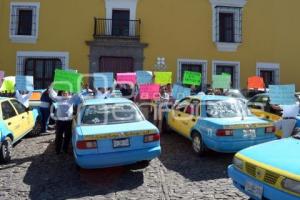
[72,98,161,169]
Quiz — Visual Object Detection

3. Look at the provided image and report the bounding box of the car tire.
[30,117,42,137]
[162,117,171,134]
[0,137,12,163]
[191,131,206,156]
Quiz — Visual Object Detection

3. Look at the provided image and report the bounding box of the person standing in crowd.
[49,87,84,154]
[274,104,299,138]
[40,89,53,133]
[105,87,113,98]
[190,85,197,95]
[94,87,106,99]
[15,90,32,108]
[82,83,93,96]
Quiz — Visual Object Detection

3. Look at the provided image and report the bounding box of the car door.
[10,99,34,133]
[168,98,191,136]
[1,100,22,140]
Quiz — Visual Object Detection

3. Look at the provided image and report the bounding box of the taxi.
[0,97,40,163]
[162,95,277,155]
[228,134,300,200]
[247,93,300,137]
[72,97,161,169]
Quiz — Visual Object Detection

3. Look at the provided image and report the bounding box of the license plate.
[243,129,256,138]
[245,181,263,199]
[113,138,130,148]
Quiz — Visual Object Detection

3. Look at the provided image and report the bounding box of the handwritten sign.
[0,71,4,88]
[136,71,153,84]
[0,77,15,93]
[139,84,160,100]
[93,73,114,88]
[269,85,296,105]
[154,72,172,85]
[15,75,34,91]
[212,74,231,89]
[183,71,202,86]
[53,69,82,93]
[248,76,265,89]
[172,84,191,100]
[117,73,136,84]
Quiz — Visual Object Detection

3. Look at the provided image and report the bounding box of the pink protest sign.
[117,73,137,84]
[139,84,160,100]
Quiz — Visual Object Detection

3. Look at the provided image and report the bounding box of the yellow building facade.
[0,0,299,90]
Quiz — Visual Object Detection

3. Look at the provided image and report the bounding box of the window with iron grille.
[215,6,242,43]
[10,3,40,42]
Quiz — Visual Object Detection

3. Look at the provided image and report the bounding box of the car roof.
[82,97,133,106]
[190,95,232,101]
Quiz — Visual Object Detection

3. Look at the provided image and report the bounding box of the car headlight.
[233,157,244,170]
[282,178,300,195]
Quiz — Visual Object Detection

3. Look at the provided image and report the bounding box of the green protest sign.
[183,71,202,86]
[212,74,231,89]
[53,69,82,93]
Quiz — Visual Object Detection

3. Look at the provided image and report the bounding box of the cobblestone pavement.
[0,131,248,200]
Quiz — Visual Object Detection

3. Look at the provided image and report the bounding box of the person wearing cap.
[49,87,84,154]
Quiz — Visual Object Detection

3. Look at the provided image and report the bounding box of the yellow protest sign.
[154,72,172,85]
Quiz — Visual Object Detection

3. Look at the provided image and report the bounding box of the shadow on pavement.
[23,140,144,200]
[158,130,234,182]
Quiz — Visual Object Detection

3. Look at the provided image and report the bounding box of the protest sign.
[183,71,202,86]
[0,76,15,93]
[172,84,191,100]
[154,72,172,85]
[269,84,296,105]
[117,73,136,84]
[212,74,231,89]
[93,73,114,88]
[15,75,34,91]
[53,69,82,93]
[0,71,4,88]
[136,71,152,84]
[139,84,160,100]
[247,76,265,89]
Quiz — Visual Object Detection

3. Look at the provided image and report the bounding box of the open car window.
[175,98,191,113]
[81,103,144,125]
[185,99,200,116]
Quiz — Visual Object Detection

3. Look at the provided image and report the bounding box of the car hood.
[79,120,159,140]
[238,137,300,176]
[204,116,272,128]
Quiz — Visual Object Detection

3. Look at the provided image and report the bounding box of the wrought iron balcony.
[93,18,141,40]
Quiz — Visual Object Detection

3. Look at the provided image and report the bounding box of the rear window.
[81,103,144,125]
[30,92,42,101]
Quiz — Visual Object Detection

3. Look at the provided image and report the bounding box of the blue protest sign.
[269,84,296,105]
[15,75,34,91]
[136,71,152,84]
[93,73,114,88]
[172,84,191,100]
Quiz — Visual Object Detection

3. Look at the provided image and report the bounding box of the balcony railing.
[94,18,141,40]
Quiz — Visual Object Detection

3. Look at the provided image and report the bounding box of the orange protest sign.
[30,91,42,101]
[247,76,265,89]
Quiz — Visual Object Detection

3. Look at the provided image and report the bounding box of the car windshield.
[206,99,251,118]
[81,103,144,125]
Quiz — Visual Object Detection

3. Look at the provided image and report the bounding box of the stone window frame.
[16,51,69,75]
[256,62,280,85]
[9,2,40,43]
[209,0,247,52]
[177,59,208,91]
[212,60,240,89]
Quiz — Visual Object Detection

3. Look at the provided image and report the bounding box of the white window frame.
[212,60,240,89]
[9,2,40,43]
[177,59,208,91]
[16,51,69,75]
[256,62,280,85]
[105,0,137,36]
[209,0,247,52]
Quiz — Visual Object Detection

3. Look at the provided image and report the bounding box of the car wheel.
[0,137,12,163]
[192,132,206,156]
[162,117,171,134]
[30,117,42,136]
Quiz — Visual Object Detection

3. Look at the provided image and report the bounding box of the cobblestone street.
[0,131,248,200]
